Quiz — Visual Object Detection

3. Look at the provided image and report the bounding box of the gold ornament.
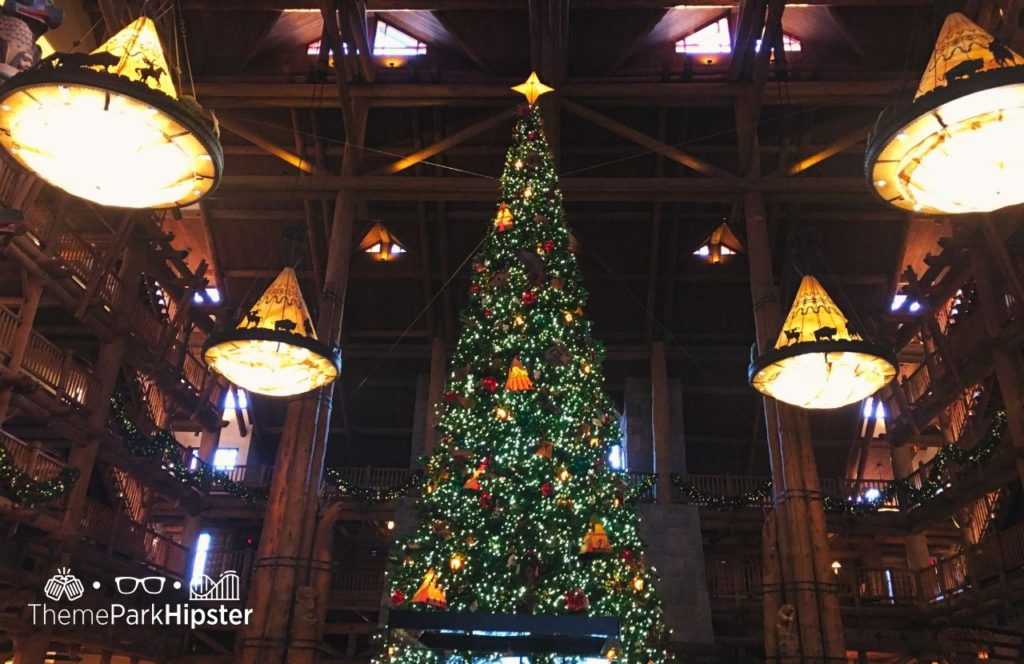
[494,203,514,232]
[411,569,447,608]
[511,71,554,105]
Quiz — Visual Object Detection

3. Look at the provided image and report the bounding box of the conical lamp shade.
[0,17,222,209]
[202,268,341,397]
[749,276,896,409]
[866,12,1024,214]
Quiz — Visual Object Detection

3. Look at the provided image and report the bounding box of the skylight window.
[212,448,239,470]
[191,532,211,586]
[891,292,923,313]
[193,287,221,305]
[224,389,249,410]
[307,22,426,58]
[675,17,731,55]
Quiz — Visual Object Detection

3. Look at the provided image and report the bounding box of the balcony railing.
[0,429,69,507]
[708,521,1024,608]
[210,464,274,491]
[0,305,99,411]
[330,570,385,608]
[81,501,189,577]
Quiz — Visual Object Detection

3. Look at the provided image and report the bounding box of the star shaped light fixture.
[0,17,222,209]
[203,268,341,397]
[512,72,553,105]
[866,13,1024,214]
[749,276,897,410]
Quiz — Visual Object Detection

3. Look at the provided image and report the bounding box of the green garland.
[110,395,268,504]
[670,411,1006,515]
[324,468,423,503]
[0,441,80,506]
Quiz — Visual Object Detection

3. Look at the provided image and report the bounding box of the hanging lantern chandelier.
[865,13,1024,214]
[0,17,222,209]
[749,276,897,410]
[359,222,406,262]
[202,268,341,397]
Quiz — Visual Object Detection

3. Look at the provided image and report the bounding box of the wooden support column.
[12,631,49,664]
[0,272,44,423]
[240,97,368,664]
[651,341,673,503]
[891,445,931,570]
[745,191,845,663]
[424,337,446,456]
[62,241,147,531]
[970,245,1024,488]
[181,415,224,558]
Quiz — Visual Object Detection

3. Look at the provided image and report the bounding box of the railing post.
[25,441,40,481]
[0,274,44,423]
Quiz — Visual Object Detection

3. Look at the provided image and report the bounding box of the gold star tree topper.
[512,72,554,105]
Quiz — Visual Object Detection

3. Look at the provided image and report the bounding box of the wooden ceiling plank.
[605,9,671,74]
[430,11,497,76]
[371,107,516,175]
[562,99,734,177]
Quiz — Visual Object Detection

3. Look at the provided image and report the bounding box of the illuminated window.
[675,17,732,54]
[307,22,426,57]
[374,22,426,56]
[891,292,922,313]
[754,34,802,52]
[191,532,211,586]
[193,287,221,304]
[608,444,625,470]
[862,397,886,420]
[224,389,249,410]
[212,448,238,470]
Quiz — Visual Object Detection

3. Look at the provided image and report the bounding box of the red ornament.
[479,491,493,509]
[443,391,460,403]
[541,482,554,497]
[470,283,480,294]
[621,548,634,564]
[521,291,537,306]
[543,240,555,253]
[391,590,406,606]
[565,588,589,612]
[480,376,498,393]
[527,131,537,140]
[483,309,492,318]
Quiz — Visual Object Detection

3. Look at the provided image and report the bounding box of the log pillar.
[62,240,147,530]
[970,244,1024,488]
[181,414,224,557]
[891,445,931,570]
[651,341,673,503]
[744,191,845,663]
[240,100,367,664]
[424,336,446,456]
[12,631,49,664]
[0,272,43,423]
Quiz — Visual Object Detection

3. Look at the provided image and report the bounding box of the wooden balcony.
[0,304,100,411]
[0,428,70,508]
[80,501,189,578]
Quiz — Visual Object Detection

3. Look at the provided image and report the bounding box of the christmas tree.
[382,80,671,664]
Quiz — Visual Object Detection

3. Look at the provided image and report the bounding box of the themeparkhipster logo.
[30,568,253,629]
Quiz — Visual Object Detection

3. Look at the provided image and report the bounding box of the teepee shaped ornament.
[411,568,447,608]
[579,516,612,557]
[505,357,534,391]
[866,12,1024,214]
[749,276,896,410]
[202,268,341,397]
[0,17,222,209]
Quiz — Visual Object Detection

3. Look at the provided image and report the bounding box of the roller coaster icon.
[189,570,241,602]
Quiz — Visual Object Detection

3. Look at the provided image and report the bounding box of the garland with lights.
[325,468,424,503]
[671,411,1006,514]
[0,441,80,506]
[110,395,268,504]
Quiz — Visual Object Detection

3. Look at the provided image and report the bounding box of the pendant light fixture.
[749,276,897,410]
[0,17,222,209]
[202,268,341,397]
[866,13,1024,214]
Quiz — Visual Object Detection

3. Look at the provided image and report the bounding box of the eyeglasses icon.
[114,576,166,595]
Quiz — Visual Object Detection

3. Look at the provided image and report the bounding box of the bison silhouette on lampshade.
[202,268,341,397]
[749,276,897,410]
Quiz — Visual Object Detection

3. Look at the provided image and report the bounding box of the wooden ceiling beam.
[778,123,872,176]
[180,0,934,9]
[217,113,325,174]
[214,174,873,200]
[430,11,497,76]
[194,79,903,108]
[563,99,733,177]
[371,107,516,175]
